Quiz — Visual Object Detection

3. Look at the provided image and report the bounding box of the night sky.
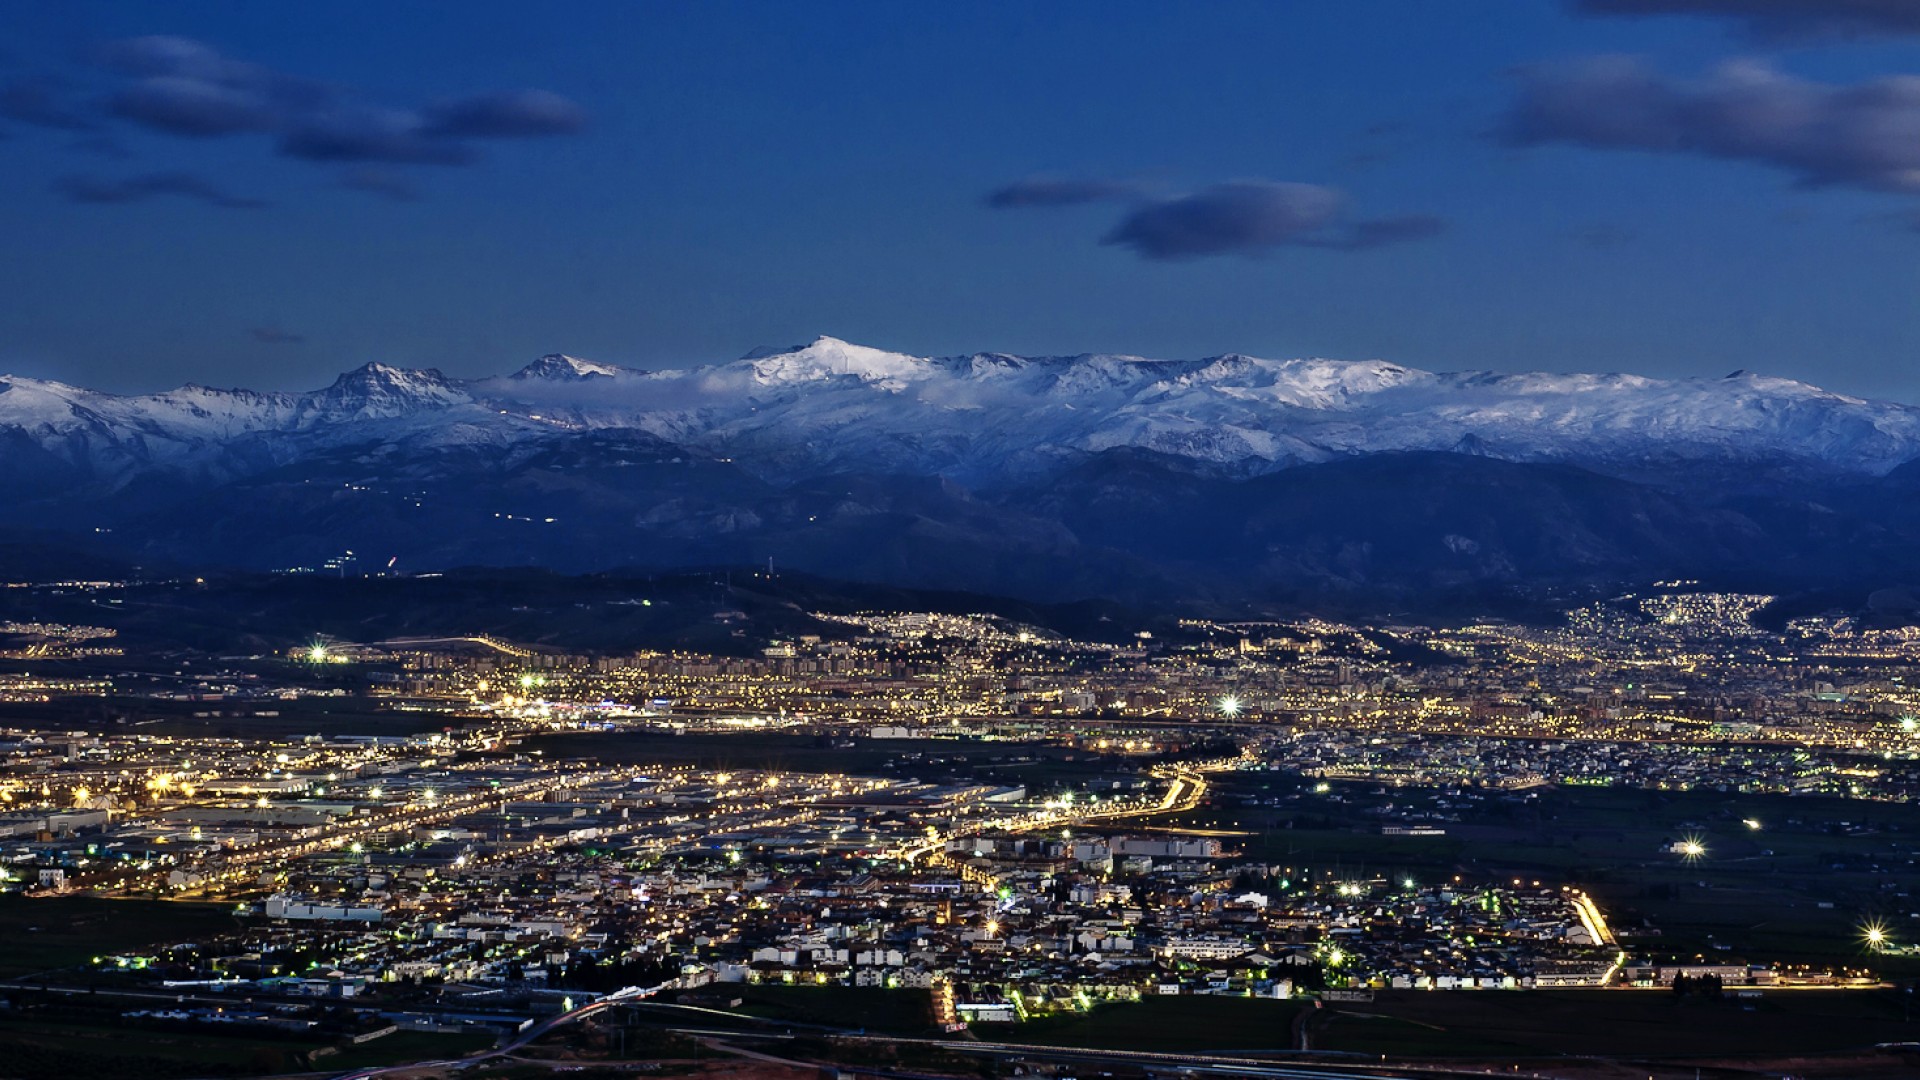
[3,0,1919,398]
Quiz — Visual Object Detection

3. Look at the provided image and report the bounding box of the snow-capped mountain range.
[10,336,1920,606]
[3,335,1918,489]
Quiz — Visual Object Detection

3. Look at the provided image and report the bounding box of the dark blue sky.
[4,0,1919,398]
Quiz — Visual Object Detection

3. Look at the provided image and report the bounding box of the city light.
[1864,921,1890,951]
[0,584,1908,1056]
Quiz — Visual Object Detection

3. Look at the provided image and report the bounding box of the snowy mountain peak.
[0,373,85,396]
[329,361,450,389]
[311,362,465,420]
[2,340,1919,501]
[511,354,628,381]
[745,337,929,386]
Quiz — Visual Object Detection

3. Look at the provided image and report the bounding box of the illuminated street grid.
[0,588,1909,1031]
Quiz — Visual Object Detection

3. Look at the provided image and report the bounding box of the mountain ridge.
[4,335,1916,491]
[5,337,1920,609]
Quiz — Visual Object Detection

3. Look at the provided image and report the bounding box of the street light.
[1864,921,1890,952]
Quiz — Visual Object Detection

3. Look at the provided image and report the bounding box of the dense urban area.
[3,578,1920,1079]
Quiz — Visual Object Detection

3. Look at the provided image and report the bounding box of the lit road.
[895,752,1238,865]
[86,764,865,899]
[829,1030,1447,1079]
[100,767,636,897]
[326,983,667,1080]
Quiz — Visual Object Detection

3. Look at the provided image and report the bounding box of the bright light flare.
[1218,695,1243,717]
[1863,920,1890,951]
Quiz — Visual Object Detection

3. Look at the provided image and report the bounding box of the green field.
[0,691,459,738]
[0,1018,324,1079]
[321,1029,498,1070]
[1009,995,1304,1053]
[1170,773,1920,977]
[0,1015,495,1078]
[1314,988,1920,1058]
[726,984,937,1035]
[985,988,1920,1060]
[521,730,1096,776]
[0,895,238,979]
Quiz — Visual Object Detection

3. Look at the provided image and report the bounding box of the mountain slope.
[6,337,1918,493]
[4,338,1920,607]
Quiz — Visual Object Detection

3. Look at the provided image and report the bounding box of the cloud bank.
[1575,0,1920,39]
[990,176,1444,261]
[1504,56,1920,194]
[4,35,589,205]
[1103,181,1347,259]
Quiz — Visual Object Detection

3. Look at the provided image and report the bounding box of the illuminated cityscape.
[11,1,1920,1076]
[0,582,1915,1076]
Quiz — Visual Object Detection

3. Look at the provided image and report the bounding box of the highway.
[97,765,834,898]
[322,998,1440,1080]
[894,752,1233,866]
[831,1030,1457,1080]
[98,768,624,896]
[326,982,667,1080]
